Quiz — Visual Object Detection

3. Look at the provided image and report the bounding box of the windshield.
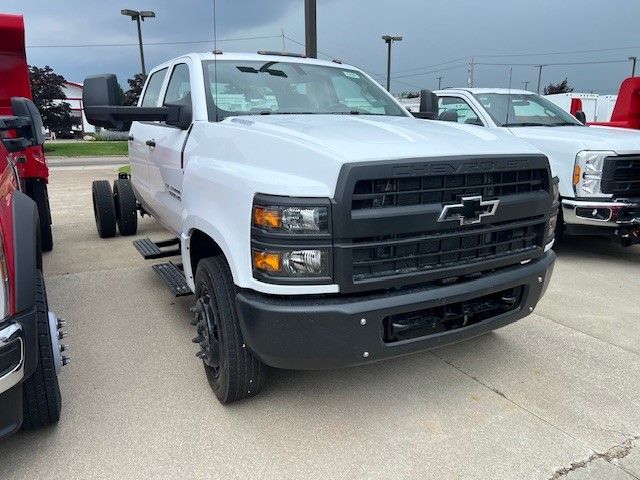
[202,60,407,120]
[473,93,582,127]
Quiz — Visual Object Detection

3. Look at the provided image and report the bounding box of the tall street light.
[121,9,156,77]
[382,35,402,92]
[629,56,637,77]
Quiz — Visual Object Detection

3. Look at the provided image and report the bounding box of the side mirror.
[83,73,170,130]
[412,89,438,119]
[10,98,45,146]
[0,116,36,153]
[165,99,192,130]
[574,110,587,124]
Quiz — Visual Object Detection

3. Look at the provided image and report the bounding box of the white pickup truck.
[83,52,557,403]
[421,88,640,245]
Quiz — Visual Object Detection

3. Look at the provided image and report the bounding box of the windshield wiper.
[503,122,549,127]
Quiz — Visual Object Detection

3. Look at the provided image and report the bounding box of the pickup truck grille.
[333,155,553,293]
[602,155,640,197]
[352,169,547,210]
[352,217,545,282]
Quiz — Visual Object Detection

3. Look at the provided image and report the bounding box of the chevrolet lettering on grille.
[438,196,500,226]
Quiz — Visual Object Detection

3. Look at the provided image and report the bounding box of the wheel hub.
[192,294,221,373]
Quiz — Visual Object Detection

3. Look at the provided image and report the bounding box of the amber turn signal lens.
[253,250,281,272]
[253,206,282,229]
[573,165,581,185]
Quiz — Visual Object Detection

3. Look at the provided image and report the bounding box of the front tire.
[21,271,62,430]
[193,257,266,404]
[92,180,116,238]
[26,180,53,252]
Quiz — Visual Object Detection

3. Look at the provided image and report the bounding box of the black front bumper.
[236,250,555,370]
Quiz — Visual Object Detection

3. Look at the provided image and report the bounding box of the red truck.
[0,13,53,252]
[0,12,66,440]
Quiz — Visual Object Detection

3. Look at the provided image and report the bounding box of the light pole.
[629,56,637,77]
[535,64,547,94]
[121,9,155,77]
[382,35,402,92]
[523,81,530,91]
[436,76,444,89]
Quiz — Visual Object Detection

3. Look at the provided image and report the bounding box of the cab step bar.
[151,262,193,297]
[133,237,180,259]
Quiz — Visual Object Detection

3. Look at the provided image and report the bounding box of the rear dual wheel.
[91,179,138,238]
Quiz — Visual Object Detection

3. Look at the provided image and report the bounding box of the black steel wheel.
[193,256,266,404]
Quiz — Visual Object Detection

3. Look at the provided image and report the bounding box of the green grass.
[118,164,131,176]
[44,141,128,157]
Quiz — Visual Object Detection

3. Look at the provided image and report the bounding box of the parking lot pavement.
[0,164,638,480]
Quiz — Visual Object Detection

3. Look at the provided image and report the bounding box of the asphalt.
[0,164,638,480]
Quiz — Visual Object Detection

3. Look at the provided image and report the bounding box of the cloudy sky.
[5,0,639,94]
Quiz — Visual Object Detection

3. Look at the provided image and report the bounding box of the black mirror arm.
[84,106,170,130]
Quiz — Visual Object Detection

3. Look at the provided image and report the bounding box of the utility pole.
[436,76,443,89]
[382,35,403,92]
[467,58,475,88]
[629,56,637,77]
[121,9,156,77]
[281,28,286,51]
[535,65,547,94]
[523,81,530,91]
[304,0,317,58]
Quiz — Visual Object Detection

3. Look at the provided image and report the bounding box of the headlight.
[253,205,329,233]
[573,151,615,198]
[253,248,329,277]
[252,195,332,284]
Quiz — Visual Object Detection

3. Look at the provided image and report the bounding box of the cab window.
[437,96,482,125]
[164,64,192,106]
[141,68,168,107]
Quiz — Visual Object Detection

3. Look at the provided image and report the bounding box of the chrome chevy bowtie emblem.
[438,195,500,226]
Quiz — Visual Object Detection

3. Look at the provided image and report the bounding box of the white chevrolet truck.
[418,88,640,245]
[84,52,557,403]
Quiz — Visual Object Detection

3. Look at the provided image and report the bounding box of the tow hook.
[48,312,70,374]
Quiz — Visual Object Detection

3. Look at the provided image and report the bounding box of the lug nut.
[58,331,67,340]
[60,344,68,352]
[57,318,66,329]
[62,356,71,366]
[192,335,204,344]
[196,350,207,359]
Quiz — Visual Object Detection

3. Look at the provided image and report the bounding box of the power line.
[394,63,467,79]
[475,44,640,58]
[476,59,630,67]
[26,35,282,49]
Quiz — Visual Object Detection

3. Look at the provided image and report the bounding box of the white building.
[59,81,95,134]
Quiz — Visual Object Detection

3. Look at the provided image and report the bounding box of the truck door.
[145,61,193,233]
[128,67,168,211]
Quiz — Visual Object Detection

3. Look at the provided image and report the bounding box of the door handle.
[128,135,134,141]
[146,139,156,147]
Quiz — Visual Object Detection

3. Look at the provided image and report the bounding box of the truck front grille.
[352,169,548,210]
[351,216,544,282]
[602,155,640,197]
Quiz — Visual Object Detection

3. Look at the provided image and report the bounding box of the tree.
[399,91,420,99]
[123,73,145,106]
[544,78,573,95]
[28,65,79,134]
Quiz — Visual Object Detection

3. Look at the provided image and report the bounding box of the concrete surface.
[0,163,639,480]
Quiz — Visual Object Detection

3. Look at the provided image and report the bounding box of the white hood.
[227,114,543,163]
[509,125,640,154]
